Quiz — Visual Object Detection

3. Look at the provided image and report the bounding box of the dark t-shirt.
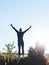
[17,32,24,45]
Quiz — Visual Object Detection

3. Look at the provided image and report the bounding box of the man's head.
[19,28,22,32]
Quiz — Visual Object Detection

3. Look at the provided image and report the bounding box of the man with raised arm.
[10,24,31,56]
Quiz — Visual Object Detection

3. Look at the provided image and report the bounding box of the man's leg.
[18,45,20,56]
[22,44,24,56]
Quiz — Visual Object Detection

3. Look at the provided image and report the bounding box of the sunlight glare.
[34,31,49,54]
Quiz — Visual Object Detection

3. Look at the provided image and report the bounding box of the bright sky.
[0,0,49,54]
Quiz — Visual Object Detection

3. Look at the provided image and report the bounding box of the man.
[11,24,31,56]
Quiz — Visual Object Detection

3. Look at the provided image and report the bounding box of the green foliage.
[27,47,47,65]
[28,47,36,57]
[3,42,16,53]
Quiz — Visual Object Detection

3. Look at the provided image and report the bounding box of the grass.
[0,53,48,65]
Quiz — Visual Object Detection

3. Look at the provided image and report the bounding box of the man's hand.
[30,26,32,28]
[10,24,12,27]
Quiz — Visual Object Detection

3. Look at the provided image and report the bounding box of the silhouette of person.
[10,24,31,56]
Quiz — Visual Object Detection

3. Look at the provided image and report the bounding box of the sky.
[0,0,49,54]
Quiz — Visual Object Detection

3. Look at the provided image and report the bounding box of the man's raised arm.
[23,26,32,33]
[10,24,18,33]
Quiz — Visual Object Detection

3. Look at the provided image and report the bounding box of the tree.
[27,47,46,65]
[28,47,36,57]
[3,42,16,54]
